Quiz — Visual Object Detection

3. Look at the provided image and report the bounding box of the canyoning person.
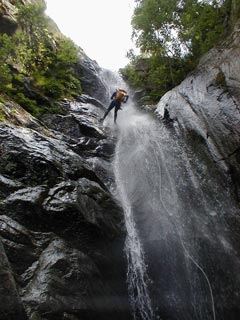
[101,88,129,124]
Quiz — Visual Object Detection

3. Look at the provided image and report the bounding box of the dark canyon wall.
[156,23,240,204]
[0,1,131,318]
[1,1,240,319]
[0,96,131,320]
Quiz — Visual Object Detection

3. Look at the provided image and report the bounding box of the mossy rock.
[0,105,6,122]
[215,69,227,88]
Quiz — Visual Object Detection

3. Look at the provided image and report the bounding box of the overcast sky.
[45,0,138,71]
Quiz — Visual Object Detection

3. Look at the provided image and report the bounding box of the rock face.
[0,0,46,34]
[0,0,109,107]
[156,24,240,203]
[0,1,130,316]
[75,54,111,106]
[0,98,131,319]
[0,0,18,34]
[0,237,28,320]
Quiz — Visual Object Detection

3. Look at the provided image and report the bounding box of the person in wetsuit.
[101,88,129,124]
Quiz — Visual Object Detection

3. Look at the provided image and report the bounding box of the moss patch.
[0,95,6,104]
[0,106,6,122]
[215,69,227,88]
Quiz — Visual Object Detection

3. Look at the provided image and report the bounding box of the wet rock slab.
[156,27,240,201]
[0,97,130,319]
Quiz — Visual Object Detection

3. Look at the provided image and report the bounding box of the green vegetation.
[215,69,227,88]
[121,0,239,104]
[0,2,81,117]
[0,34,14,91]
[0,107,6,122]
[0,95,6,104]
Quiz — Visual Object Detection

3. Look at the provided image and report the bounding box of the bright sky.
[45,0,138,71]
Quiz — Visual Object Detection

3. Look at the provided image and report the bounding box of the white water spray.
[114,132,154,320]
[111,102,221,319]
[101,70,240,319]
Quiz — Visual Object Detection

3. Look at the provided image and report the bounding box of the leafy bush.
[0,96,6,104]
[0,34,14,90]
[0,3,82,117]
[41,77,64,99]
[15,93,39,117]
[0,107,6,122]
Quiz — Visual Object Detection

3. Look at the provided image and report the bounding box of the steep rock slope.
[0,0,46,34]
[0,1,131,319]
[157,24,240,203]
[0,97,131,320]
[0,0,110,107]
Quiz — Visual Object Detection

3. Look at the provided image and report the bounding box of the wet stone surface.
[0,97,130,320]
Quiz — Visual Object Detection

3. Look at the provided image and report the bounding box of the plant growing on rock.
[0,2,82,117]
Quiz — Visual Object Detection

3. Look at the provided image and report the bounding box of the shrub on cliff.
[0,34,14,90]
[0,2,81,117]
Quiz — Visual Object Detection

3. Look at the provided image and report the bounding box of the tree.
[132,0,227,59]
[121,0,233,104]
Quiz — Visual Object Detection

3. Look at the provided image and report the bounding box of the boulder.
[75,53,110,105]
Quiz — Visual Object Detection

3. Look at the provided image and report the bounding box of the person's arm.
[123,95,129,103]
[111,91,116,99]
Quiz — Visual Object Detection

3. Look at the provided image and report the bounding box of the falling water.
[97,67,240,319]
[100,72,154,317]
[108,96,240,320]
[114,132,154,320]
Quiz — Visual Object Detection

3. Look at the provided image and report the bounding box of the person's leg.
[114,105,121,123]
[114,104,121,124]
[114,101,122,123]
[102,101,115,120]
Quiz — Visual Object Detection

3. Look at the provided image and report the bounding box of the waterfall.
[100,72,240,320]
[100,71,154,318]
[114,127,154,320]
